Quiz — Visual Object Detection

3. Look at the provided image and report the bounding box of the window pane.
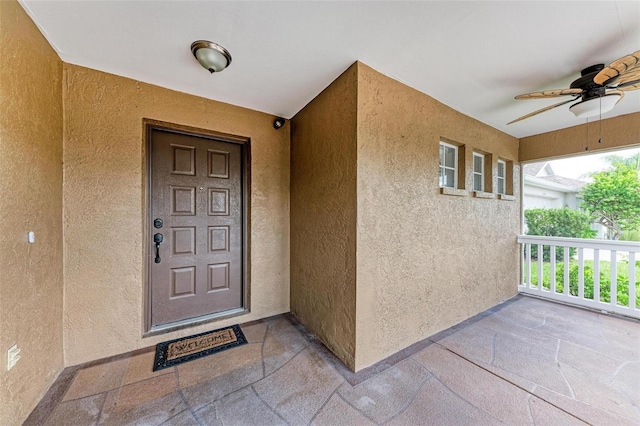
[439,145,444,167]
[473,173,482,191]
[474,154,483,172]
[497,178,504,194]
[444,146,456,168]
[443,169,455,188]
[498,161,505,178]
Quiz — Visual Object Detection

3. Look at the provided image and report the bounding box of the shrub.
[524,208,596,261]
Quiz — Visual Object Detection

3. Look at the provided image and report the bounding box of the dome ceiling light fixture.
[190,40,232,73]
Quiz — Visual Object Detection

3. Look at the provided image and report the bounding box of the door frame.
[142,119,251,336]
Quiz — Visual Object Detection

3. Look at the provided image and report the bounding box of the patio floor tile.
[492,333,572,396]
[99,390,185,426]
[241,321,269,344]
[43,393,105,426]
[122,350,173,386]
[611,361,640,406]
[262,316,309,375]
[253,347,344,424]
[386,378,498,425]
[414,345,533,425]
[99,374,183,425]
[160,409,200,426]
[337,359,431,423]
[176,342,262,389]
[534,385,639,426]
[560,362,638,419]
[310,393,375,426]
[198,387,286,426]
[180,363,263,411]
[62,358,129,401]
[527,395,586,426]
[558,339,623,382]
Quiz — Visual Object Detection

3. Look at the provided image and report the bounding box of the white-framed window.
[439,142,457,188]
[497,159,506,194]
[473,152,484,192]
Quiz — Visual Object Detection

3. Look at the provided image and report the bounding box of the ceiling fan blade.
[507,97,578,125]
[609,67,640,88]
[605,90,625,104]
[594,50,640,86]
[515,89,582,100]
[618,81,640,91]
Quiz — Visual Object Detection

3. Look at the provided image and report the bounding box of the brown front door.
[149,127,245,327]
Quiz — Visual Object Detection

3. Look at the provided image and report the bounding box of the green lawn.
[523,259,640,308]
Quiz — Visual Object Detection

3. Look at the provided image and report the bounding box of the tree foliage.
[524,208,595,261]
[580,163,640,240]
[604,152,640,171]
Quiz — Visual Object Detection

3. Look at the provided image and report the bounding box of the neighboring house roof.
[535,175,586,190]
[523,163,545,176]
[524,175,581,193]
[523,161,587,193]
[523,162,557,178]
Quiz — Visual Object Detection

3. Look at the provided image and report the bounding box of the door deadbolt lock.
[154,218,163,229]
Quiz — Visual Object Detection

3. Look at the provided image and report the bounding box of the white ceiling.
[20,1,640,138]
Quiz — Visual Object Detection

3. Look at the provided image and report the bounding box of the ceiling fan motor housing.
[570,64,606,101]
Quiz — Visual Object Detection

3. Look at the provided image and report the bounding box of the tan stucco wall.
[63,64,290,365]
[0,1,64,424]
[289,62,520,371]
[355,64,521,370]
[290,64,358,369]
[520,112,640,162]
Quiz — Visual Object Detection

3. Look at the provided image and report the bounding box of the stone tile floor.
[26,295,640,425]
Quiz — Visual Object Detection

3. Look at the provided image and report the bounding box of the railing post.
[526,243,532,289]
[563,247,569,296]
[578,247,584,299]
[537,244,543,291]
[630,252,636,310]
[610,250,617,307]
[520,243,524,287]
[550,246,556,294]
[594,249,600,303]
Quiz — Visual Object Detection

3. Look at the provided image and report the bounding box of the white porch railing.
[518,235,640,319]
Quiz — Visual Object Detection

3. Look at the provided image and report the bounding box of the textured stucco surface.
[290,64,358,369]
[354,64,521,370]
[520,112,640,162]
[0,1,64,424]
[63,64,290,365]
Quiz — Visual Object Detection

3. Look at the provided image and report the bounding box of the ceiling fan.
[508,50,640,125]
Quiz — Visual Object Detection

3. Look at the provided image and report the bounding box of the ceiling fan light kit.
[569,94,621,118]
[508,50,639,124]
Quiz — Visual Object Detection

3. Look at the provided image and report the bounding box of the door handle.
[154,233,163,264]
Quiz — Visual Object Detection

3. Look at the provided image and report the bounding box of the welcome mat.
[153,324,247,371]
